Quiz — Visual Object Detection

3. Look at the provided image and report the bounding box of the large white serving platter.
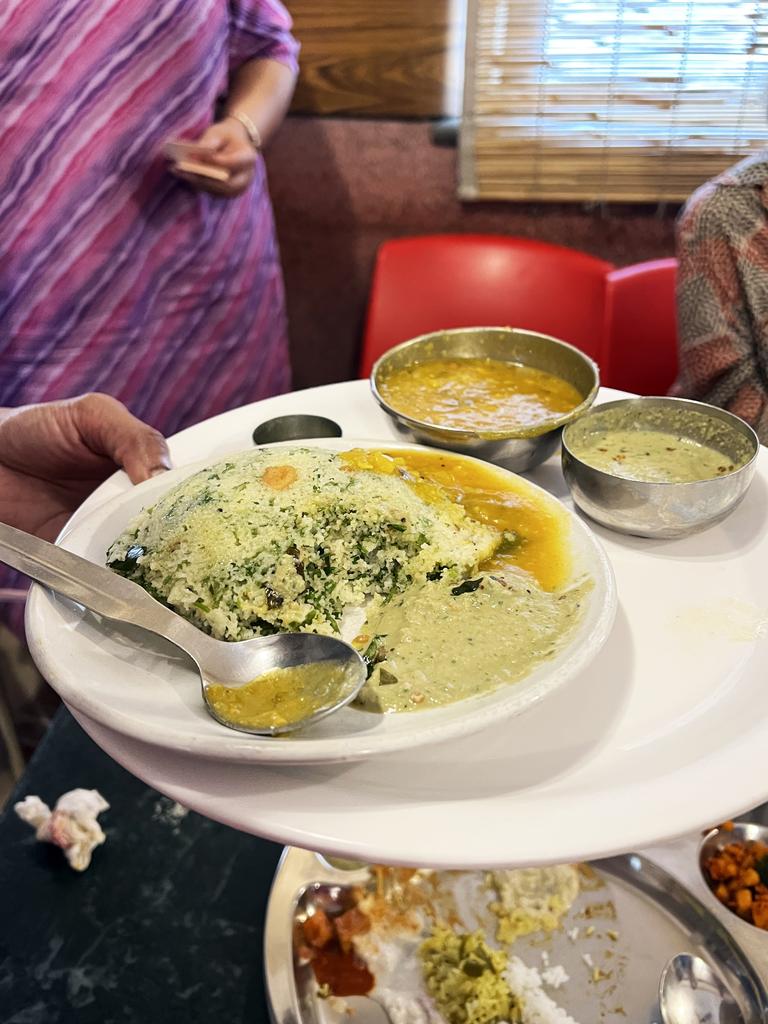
[24,383,768,866]
[25,439,615,765]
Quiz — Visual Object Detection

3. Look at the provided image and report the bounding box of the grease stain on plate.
[670,599,768,643]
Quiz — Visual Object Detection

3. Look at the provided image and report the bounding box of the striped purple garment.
[0,0,298,436]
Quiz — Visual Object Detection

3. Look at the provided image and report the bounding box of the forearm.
[224,57,296,147]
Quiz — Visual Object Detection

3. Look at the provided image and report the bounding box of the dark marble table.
[0,709,282,1024]
[4,710,767,1023]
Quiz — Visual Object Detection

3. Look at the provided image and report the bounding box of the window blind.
[460,0,768,202]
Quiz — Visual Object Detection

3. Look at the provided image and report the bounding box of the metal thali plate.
[265,848,768,1024]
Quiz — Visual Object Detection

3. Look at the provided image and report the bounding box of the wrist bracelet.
[227,111,262,151]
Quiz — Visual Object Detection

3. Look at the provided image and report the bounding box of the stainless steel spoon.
[0,522,366,736]
[660,953,745,1024]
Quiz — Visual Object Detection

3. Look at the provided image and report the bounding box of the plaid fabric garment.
[672,153,768,442]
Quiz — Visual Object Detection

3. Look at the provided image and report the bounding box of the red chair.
[360,235,615,377]
[603,258,678,396]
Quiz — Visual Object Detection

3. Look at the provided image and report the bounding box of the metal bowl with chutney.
[562,397,759,539]
[371,327,599,473]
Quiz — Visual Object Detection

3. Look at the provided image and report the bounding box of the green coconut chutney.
[572,428,745,483]
[355,569,591,713]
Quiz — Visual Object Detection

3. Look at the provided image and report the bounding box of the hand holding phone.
[164,121,256,198]
[163,139,231,182]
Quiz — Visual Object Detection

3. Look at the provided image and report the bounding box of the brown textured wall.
[266,117,678,390]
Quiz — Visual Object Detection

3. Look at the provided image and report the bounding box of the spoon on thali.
[659,953,745,1024]
[0,522,366,736]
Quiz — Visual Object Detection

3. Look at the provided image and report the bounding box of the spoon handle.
[0,521,201,654]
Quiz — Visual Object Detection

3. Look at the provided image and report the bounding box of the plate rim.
[67,704,768,873]
[25,438,616,765]
[32,383,768,870]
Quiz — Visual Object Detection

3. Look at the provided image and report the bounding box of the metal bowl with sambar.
[370,327,599,473]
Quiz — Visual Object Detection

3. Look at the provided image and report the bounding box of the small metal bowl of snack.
[561,397,759,539]
[371,327,599,473]
[699,821,768,935]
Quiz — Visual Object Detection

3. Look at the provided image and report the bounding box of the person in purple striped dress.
[0,0,298,628]
[0,0,298,434]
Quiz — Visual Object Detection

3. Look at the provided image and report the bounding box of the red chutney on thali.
[298,904,374,997]
[297,868,437,998]
[310,947,374,997]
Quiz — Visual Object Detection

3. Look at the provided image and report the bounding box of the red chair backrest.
[603,258,679,396]
[360,235,614,377]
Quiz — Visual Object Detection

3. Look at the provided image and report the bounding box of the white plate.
[25,439,615,765]
[25,383,768,865]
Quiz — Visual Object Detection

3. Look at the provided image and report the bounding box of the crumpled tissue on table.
[15,788,109,871]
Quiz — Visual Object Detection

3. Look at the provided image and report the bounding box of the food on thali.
[377,357,584,434]
[108,446,591,716]
[570,428,747,484]
[296,862,620,1024]
[702,833,768,930]
[487,866,580,944]
[421,927,520,1024]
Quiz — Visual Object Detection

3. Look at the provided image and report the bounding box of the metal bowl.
[371,327,599,473]
[699,821,768,937]
[561,397,759,539]
[252,414,342,446]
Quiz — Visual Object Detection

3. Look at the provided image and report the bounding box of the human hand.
[171,118,258,198]
[0,394,171,541]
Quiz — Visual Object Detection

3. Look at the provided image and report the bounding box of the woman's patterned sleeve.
[228,0,300,73]
[674,184,768,435]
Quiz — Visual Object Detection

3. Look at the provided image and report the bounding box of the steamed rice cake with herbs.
[107,446,594,716]
[106,448,500,642]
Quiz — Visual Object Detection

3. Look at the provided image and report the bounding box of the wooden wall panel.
[287,1,461,118]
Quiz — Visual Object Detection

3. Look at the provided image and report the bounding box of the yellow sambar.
[378,357,583,434]
[341,448,571,591]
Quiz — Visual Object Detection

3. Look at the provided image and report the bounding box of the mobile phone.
[173,159,230,182]
[163,139,217,163]
[163,139,230,182]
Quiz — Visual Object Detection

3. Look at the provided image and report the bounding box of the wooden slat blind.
[460,0,768,202]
